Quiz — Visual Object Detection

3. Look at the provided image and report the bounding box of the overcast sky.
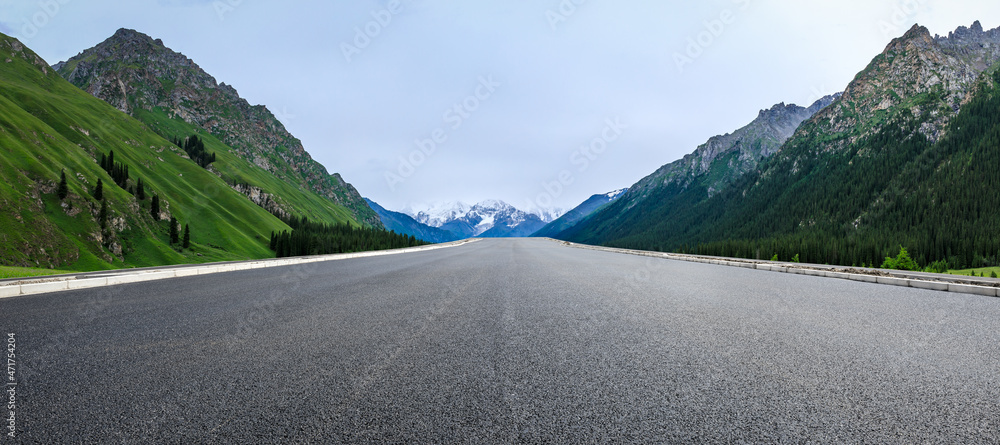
[2,1,998,213]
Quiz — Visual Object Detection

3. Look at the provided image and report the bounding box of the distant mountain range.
[365,199,462,244]
[410,200,562,239]
[366,200,565,241]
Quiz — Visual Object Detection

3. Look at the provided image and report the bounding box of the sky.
[1,0,998,214]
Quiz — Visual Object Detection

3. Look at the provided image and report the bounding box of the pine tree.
[93,178,103,201]
[182,224,191,249]
[151,195,160,220]
[169,217,179,245]
[57,170,68,200]
[136,177,146,201]
[99,198,108,228]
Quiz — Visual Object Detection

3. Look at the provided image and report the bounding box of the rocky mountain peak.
[804,21,1000,147]
[113,28,153,44]
[901,23,933,43]
[107,28,167,52]
[948,20,987,39]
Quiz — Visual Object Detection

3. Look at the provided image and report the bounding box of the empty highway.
[2,238,999,443]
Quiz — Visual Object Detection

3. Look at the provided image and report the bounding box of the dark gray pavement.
[2,238,998,443]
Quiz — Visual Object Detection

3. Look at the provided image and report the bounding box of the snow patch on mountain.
[605,188,628,200]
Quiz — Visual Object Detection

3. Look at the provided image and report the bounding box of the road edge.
[0,239,481,299]
[551,239,1000,298]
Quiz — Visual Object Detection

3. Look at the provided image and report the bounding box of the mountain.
[522,206,566,224]
[558,95,838,242]
[365,199,462,243]
[54,28,379,227]
[0,32,290,269]
[561,22,1000,270]
[408,202,473,229]
[532,189,627,238]
[631,96,840,201]
[406,200,556,239]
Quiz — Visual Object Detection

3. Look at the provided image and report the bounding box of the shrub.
[882,246,920,271]
[926,260,949,274]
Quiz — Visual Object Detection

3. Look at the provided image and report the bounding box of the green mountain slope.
[558,96,838,244]
[562,22,1000,270]
[683,68,1000,269]
[54,28,378,228]
[0,33,288,270]
[532,189,626,238]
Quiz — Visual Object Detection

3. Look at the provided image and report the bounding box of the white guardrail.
[553,239,1000,298]
[0,239,480,299]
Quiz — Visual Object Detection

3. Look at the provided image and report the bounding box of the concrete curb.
[554,239,1000,298]
[1,239,480,299]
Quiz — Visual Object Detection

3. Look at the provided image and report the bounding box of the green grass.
[0,266,78,279]
[948,267,1000,278]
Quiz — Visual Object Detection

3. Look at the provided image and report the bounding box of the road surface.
[2,238,998,443]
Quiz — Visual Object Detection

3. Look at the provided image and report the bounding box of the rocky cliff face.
[805,22,1000,147]
[625,94,839,202]
[55,29,379,226]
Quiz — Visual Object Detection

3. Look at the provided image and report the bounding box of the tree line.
[270,217,426,258]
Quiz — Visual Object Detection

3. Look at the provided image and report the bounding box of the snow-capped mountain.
[520,205,566,224]
[405,201,473,228]
[403,200,562,238]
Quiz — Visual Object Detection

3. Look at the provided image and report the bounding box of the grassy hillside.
[0,33,289,270]
[132,106,361,228]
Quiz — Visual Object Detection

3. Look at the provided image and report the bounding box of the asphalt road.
[2,238,999,443]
